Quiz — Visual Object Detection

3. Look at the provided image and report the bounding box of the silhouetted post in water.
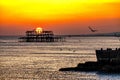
[73,50,76,52]
[60,48,62,51]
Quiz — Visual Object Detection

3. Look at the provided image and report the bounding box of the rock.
[59,61,120,73]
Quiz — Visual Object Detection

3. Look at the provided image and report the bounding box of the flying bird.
[88,26,98,32]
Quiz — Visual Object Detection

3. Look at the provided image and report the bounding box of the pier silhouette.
[19,28,65,42]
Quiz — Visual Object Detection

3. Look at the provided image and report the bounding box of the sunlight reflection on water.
[0,36,120,80]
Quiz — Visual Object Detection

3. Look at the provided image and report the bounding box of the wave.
[0,40,18,43]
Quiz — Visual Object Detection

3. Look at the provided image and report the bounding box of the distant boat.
[88,26,97,32]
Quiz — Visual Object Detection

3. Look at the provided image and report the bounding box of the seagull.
[88,26,97,32]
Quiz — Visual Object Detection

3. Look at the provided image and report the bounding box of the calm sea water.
[0,36,120,80]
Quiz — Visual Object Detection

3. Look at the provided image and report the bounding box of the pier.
[19,27,65,42]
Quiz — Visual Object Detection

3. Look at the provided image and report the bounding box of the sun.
[35,27,43,34]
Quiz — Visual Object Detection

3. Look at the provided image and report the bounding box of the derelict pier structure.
[19,28,65,42]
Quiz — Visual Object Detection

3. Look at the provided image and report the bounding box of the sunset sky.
[0,0,120,35]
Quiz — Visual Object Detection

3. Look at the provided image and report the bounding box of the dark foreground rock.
[59,61,120,73]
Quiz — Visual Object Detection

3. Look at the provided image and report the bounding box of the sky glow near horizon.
[0,0,120,35]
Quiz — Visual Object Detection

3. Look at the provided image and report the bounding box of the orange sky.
[0,0,120,35]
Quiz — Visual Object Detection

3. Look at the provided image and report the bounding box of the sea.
[0,36,120,80]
